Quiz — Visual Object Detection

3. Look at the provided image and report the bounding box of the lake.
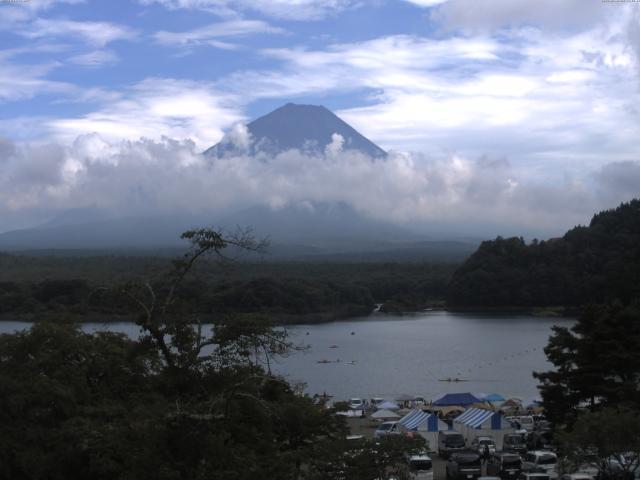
[0,311,570,403]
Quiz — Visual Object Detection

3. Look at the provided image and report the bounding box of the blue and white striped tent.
[453,408,514,449]
[455,408,500,429]
[398,409,448,452]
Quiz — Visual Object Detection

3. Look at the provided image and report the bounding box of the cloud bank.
[0,132,636,237]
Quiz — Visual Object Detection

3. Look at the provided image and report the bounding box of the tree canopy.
[448,199,640,308]
[534,301,640,427]
[0,227,424,479]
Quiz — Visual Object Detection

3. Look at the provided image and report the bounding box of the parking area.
[346,417,494,480]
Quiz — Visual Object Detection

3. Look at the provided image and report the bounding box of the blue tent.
[400,410,436,431]
[455,408,500,428]
[483,393,505,402]
[433,393,481,407]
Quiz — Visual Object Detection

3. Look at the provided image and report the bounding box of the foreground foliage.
[558,407,640,480]
[0,228,424,479]
[534,301,640,427]
[0,322,348,479]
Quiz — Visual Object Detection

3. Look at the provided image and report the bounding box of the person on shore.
[482,444,490,466]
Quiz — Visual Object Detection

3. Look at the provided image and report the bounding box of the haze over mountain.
[205,103,387,158]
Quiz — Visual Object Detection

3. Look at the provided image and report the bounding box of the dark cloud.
[594,160,640,205]
[0,137,16,162]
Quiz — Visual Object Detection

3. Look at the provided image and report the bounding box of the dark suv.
[487,452,523,480]
[503,433,527,455]
[446,451,482,480]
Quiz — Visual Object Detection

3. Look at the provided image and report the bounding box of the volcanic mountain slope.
[205,103,387,158]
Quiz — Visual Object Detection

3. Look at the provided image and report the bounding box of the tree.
[0,227,354,479]
[534,301,640,427]
[558,407,640,480]
[308,434,427,480]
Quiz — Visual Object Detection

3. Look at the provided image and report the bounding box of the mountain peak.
[205,103,386,158]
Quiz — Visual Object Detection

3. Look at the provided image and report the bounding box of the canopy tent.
[378,401,400,410]
[431,405,466,416]
[500,398,524,413]
[371,409,400,420]
[398,409,449,452]
[433,393,481,407]
[453,408,515,449]
[470,402,494,410]
[483,393,505,402]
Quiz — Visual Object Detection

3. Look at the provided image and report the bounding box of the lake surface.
[0,311,570,403]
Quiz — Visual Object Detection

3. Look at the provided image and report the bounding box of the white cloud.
[429,0,616,32]
[0,0,84,25]
[0,61,74,103]
[211,14,640,180]
[154,20,284,48]
[20,18,137,46]
[140,0,360,20]
[2,133,635,236]
[47,78,243,149]
[403,0,448,7]
[25,0,85,10]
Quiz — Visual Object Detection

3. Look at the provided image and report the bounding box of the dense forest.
[447,199,640,309]
[0,255,456,323]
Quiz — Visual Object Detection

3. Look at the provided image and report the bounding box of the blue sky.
[1,0,640,233]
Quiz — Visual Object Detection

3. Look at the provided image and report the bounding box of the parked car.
[375,421,400,438]
[523,451,558,479]
[559,474,594,480]
[518,473,550,480]
[503,433,527,455]
[407,453,434,480]
[349,398,364,410]
[472,436,497,455]
[486,452,523,480]
[513,416,535,431]
[439,430,466,458]
[446,451,482,480]
[527,430,555,451]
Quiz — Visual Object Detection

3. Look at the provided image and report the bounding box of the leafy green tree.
[309,434,427,480]
[558,407,640,480]
[534,301,640,427]
[0,228,354,480]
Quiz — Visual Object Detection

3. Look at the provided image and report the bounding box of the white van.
[408,453,433,480]
[514,416,535,431]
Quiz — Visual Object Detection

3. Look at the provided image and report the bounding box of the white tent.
[453,408,515,449]
[378,401,400,410]
[398,409,449,452]
[371,409,400,420]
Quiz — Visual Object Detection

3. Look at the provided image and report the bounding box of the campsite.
[332,392,572,480]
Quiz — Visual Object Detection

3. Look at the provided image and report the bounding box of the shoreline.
[0,304,579,325]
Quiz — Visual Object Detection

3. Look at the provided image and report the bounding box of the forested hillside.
[0,257,456,323]
[448,199,640,308]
